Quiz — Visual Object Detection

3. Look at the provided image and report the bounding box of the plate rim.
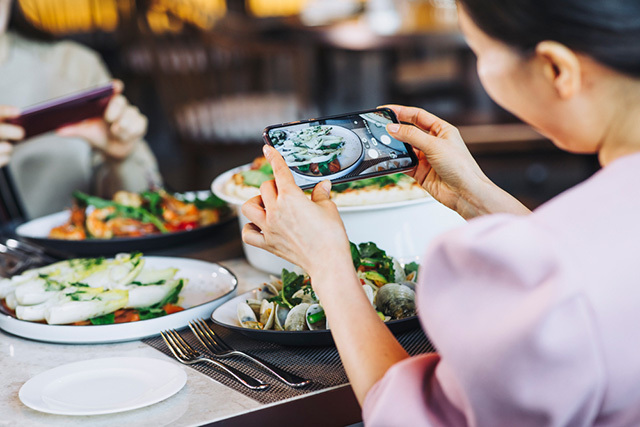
[18,356,187,415]
[0,256,238,344]
[211,163,435,212]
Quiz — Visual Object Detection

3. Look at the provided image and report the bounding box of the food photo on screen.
[265,109,416,189]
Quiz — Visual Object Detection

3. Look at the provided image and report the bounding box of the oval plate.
[211,288,420,346]
[14,191,236,257]
[0,257,238,344]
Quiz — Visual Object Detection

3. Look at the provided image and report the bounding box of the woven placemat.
[143,321,434,404]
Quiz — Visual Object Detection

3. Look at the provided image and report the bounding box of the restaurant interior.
[0,0,611,425]
[11,0,599,208]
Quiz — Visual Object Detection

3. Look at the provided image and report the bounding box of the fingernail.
[387,124,400,133]
[321,180,331,193]
[262,145,270,157]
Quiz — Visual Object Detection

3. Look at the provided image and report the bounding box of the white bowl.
[212,165,466,274]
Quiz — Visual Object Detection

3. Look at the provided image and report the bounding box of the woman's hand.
[0,106,25,167]
[242,145,353,279]
[384,104,530,218]
[57,80,147,161]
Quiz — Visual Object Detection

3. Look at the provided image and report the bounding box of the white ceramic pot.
[212,166,466,275]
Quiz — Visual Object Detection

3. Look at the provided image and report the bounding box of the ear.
[535,41,582,99]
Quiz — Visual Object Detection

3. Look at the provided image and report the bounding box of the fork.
[160,329,269,390]
[189,318,312,388]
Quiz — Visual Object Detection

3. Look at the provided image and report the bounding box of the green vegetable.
[363,270,388,286]
[241,170,273,188]
[351,241,396,283]
[307,309,326,324]
[404,262,419,277]
[191,193,227,210]
[73,191,168,233]
[136,279,185,320]
[90,313,115,325]
[332,173,405,193]
[350,242,361,269]
[268,269,305,309]
[130,280,166,286]
[141,190,163,216]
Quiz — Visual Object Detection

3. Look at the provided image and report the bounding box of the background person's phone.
[5,83,115,139]
[263,108,418,189]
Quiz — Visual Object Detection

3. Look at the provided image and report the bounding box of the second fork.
[189,318,312,388]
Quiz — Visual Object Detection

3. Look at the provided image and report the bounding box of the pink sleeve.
[363,214,606,426]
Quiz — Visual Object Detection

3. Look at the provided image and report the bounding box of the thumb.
[311,180,332,203]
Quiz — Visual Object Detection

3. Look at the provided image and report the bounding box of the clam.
[393,258,407,283]
[274,304,290,331]
[305,303,327,330]
[284,303,310,331]
[362,284,375,307]
[375,283,416,320]
[245,298,262,317]
[292,288,317,304]
[237,302,263,329]
[259,299,276,330]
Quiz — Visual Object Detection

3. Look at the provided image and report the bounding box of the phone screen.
[263,108,418,189]
[6,83,114,139]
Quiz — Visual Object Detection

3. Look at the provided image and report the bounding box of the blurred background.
[14,0,599,209]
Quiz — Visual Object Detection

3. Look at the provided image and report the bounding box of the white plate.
[211,164,431,212]
[19,357,187,415]
[0,257,237,344]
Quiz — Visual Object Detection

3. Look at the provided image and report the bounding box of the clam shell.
[284,303,310,331]
[305,303,326,330]
[259,299,275,330]
[376,283,416,320]
[274,304,289,331]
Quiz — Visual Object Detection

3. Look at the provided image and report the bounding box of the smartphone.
[263,108,418,189]
[5,83,115,139]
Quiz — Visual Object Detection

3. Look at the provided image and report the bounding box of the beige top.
[0,32,161,219]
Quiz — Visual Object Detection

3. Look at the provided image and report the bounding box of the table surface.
[0,224,362,426]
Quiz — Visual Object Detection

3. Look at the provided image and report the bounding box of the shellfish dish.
[48,189,230,240]
[236,242,419,332]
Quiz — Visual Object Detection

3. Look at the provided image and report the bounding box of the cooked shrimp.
[49,224,86,240]
[113,191,142,208]
[108,217,157,237]
[198,209,220,226]
[86,207,115,239]
[160,192,199,225]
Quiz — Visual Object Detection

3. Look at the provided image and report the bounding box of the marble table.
[0,257,362,426]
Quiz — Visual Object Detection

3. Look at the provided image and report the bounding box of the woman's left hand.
[242,145,352,279]
[56,80,148,160]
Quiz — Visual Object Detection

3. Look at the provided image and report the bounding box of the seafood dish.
[236,242,419,332]
[49,189,230,240]
[223,157,429,207]
[269,125,346,176]
[0,253,187,325]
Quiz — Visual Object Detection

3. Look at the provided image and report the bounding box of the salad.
[0,253,186,325]
[270,125,346,176]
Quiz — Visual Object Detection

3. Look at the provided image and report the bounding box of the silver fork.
[189,318,312,388]
[160,329,269,391]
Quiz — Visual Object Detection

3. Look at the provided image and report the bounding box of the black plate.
[211,289,420,346]
[14,213,236,257]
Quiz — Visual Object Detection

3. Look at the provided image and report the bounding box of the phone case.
[263,107,419,189]
[6,83,115,139]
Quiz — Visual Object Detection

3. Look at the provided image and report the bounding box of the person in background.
[243,0,640,425]
[0,0,160,220]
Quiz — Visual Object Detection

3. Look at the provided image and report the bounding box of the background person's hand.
[384,104,530,218]
[242,145,353,280]
[0,105,25,168]
[56,80,147,161]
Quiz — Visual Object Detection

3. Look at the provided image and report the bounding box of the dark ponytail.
[457,0,640,77]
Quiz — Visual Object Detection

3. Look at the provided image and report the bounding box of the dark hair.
[457,0,640,77]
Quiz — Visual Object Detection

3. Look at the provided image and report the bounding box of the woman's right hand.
[0,106,25,168]
[384,104,530,219]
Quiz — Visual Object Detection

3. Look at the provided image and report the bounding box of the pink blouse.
[363,152,640,426]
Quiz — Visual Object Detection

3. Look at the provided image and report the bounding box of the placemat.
[143,321,434,404]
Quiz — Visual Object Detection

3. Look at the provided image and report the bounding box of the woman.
[244,0,640,425]
[0,0,160,219]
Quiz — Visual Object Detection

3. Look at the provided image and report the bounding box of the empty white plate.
[19,357,186,415]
